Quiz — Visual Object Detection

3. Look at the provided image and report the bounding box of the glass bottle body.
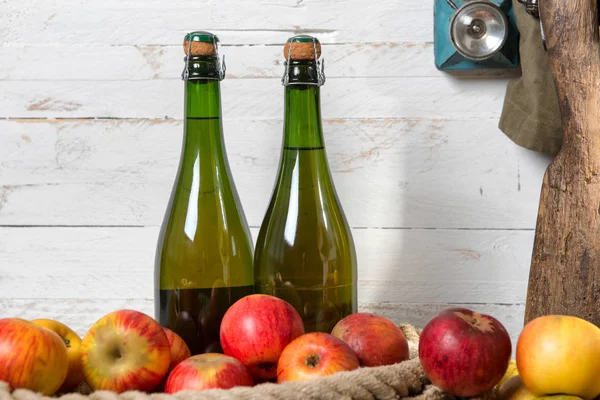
[155,73,254,355]
[255,79,357,333]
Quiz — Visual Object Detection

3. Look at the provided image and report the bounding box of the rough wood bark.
[525,0,600,325]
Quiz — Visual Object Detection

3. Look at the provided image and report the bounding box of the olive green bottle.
[155,32,254,355]
[254,35,358,333]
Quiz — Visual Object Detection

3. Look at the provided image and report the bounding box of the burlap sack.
[499,0,562,156]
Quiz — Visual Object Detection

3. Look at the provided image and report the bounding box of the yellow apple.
[516,315,600,399]
[31,319,84,392]
[498,376,536,400]
[497,359,519,388]
[498,375,584,400]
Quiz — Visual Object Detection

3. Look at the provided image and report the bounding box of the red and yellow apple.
[418,307,512,397]
[0,318,69,395]
[331,313,409,367]
[31,318,85,392]
[220,294,305,381]
[164,353,253,393]
[277,332,360,383]
[80,309,171,393]
[516,315,600,399]
[152,327,192,392]
[163,327,191,371]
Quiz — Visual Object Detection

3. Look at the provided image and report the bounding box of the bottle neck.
[274,61,332,192]
[184,55,223,120]
[182,79,224,155]
[177,60,227,192]
[185,79,221,119]
[283,61,324,149]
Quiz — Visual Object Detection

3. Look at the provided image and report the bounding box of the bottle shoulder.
[156,166,253,251]
[255,175,354,257]
[155,186,255,289]
[161,183,251,234]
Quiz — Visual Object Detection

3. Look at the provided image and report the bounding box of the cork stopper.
[283,35,322,60]
[183,31,218,56]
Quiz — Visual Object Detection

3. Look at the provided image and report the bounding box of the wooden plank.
[0,299,525,348]
[0,43,518,81]
[0,299,157,337]
[0,227,534,305]
[356,228,533,305]
[0,43,434,80]
[0,118,551,229]
[0,77,511,119]
[1,0,432,46]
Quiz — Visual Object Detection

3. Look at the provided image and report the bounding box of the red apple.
[0,318,69,395]
[81,309,171,393]
[152,327,193,392]
[277,332,359,382]
[220,294,305,381]
[418,307,512,397]
[331,313,409,367]
[164,353,253,393]
[163,327,191,371]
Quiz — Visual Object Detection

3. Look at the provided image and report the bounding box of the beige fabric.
[0,325,497,400]
[499,0,563,156]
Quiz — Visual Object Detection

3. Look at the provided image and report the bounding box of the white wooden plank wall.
[0,0,554,348]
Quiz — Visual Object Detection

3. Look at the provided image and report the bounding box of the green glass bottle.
[155,32,254,355]
[254,35,358,333]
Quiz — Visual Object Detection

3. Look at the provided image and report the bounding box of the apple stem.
[258,363,275,373]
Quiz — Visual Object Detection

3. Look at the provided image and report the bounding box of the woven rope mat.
[0,324,497,400]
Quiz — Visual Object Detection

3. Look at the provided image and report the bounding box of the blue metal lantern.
[434,0,520,71]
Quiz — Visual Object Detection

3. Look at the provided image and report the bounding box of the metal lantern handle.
[516,0,546,50]
[517,0,539,17]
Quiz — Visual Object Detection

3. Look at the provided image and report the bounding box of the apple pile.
[1,296,598,398]
[0,294,411,395]
[215,294,410,385]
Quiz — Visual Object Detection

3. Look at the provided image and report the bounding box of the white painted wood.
[0,118,551,228]
[0,299,525,347]
[0,227,534,304]
[0,299,158,337]
[0,0,548,348]
[0,77,512,119]
[0,225,532,345]
[0,43,518,81]
[1,0,432,46]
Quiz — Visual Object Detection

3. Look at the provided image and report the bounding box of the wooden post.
[525,0,600,326]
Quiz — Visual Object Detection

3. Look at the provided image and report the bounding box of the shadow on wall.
[333,70,554,352]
